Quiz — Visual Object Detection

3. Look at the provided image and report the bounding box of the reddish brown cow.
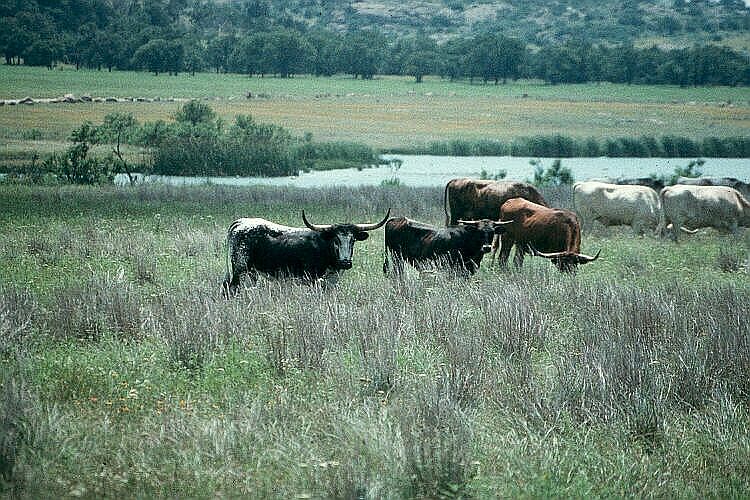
[444,178,548,226]
[494,198,600,272]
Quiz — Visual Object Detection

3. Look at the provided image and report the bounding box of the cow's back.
[661,184,747,229]
[574,181,659,226]
[501,197,580,252]
[677,176,750,200]
[445,178,547,224]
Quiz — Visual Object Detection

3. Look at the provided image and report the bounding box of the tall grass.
[0,184,749,497]
[395,134,750,158]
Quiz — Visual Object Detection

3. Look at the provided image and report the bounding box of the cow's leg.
[632,220,645,237]
[669,219,680,242]
[321,270,341,289]
[387,251,405,278]
[223,249,257,296]
[513,243,526,269]
[222,269,242,298]
[490,234,501,263]
[497,235,512,268]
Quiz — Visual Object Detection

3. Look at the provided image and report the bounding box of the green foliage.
[530,159,574,187]
[173,101,216,127]
[293,139,378,171]
[380,177,402,187]
[403,135,750,158]
[650,158,706,187]
[42,123,113,184]
[479,169,507,181]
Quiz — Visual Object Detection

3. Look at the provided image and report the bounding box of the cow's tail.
[443,180,451,226]
[222,220,237,297]
[656,187,668,237]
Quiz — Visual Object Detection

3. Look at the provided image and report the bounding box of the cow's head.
[302,209,391,269]
[530,246,601,273]
[458,219,513,253]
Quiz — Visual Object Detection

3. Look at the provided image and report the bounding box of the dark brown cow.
[494,198,600,272]
[383,216,512,276]
[443,178,548,226]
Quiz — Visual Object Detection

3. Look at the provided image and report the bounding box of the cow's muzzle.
[339,259,353,269]
[481,244,492,253]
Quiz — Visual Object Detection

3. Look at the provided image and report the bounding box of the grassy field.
[1,66,749,155]
[1,183,749,497]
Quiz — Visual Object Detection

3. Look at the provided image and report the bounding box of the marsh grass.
[0,368,35,490]
[0,286,37,358]
[47,274,137,340]
[1,184,749,497]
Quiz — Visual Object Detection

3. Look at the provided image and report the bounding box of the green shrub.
[449,139,471,156]
[530,158,574,187]
[44,131,114,185]
[619,137,650,157]
[173,100,216,126]
[295,140,378,170]
[472,139,508,156]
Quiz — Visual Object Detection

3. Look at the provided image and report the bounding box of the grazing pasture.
[1,183,749,497]
[1,66,749,154]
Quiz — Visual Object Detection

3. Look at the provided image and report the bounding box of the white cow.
[573,181,662,236]
[660,184,750,241]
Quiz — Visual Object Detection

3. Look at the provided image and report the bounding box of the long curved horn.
[575,249,601,264]
[354,208,391,231]
[529,246,566,259]
[457,219,479,226]
[493,219,514,226]
[301,210,332,231]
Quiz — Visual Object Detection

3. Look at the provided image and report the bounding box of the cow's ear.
[321,230,336,240]
[493,225,507,234]
[354,231,369,241]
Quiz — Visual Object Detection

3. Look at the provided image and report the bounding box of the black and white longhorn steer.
[383,216,512,276]
[222,209,390,296]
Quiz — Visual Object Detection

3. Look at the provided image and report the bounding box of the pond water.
[114,155,749,188]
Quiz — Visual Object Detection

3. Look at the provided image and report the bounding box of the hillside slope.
[262,0,749,49]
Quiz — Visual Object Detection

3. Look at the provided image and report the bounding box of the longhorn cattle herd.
[222,175,750,295]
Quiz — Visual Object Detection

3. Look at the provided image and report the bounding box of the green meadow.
[1,183,749,497]
[1,66,748,155]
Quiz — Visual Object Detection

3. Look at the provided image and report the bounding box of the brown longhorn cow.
[494,198,600,273]
[443,178,548,226]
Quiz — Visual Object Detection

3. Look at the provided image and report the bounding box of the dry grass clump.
[0,368,36,492]
[715,247,746,273]
[399,378,478,499]
[46,271,142,341]
[550,281,750,449]
[0,286,37,357]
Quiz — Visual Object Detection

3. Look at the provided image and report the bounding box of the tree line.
[1,1,749,86]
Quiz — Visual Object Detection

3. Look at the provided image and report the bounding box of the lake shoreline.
[113,155,749,188]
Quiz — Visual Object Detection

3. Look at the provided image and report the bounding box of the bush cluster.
[407,135,750,158]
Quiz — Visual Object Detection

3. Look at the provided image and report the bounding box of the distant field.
[3,65,750,103]
[1,65,748,154]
